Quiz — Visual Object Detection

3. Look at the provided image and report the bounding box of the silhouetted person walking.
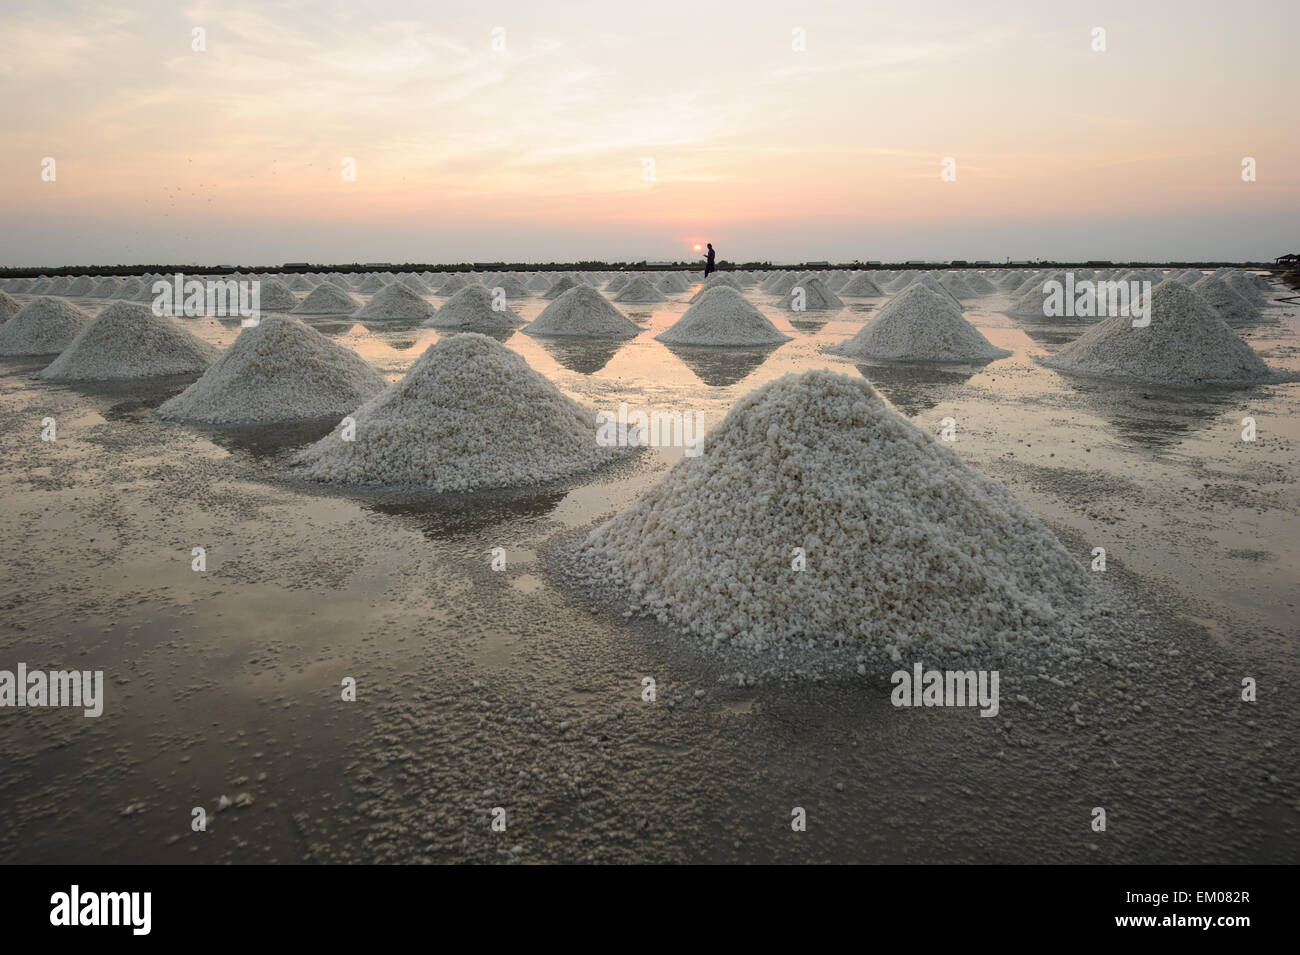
[703,243,716,278]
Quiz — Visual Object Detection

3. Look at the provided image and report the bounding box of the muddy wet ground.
[1,280,1297,863]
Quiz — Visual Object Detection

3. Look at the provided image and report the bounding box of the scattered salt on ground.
[0,290,20,322]
[41,302,220,381]
[656,287,791,346]
[612,275,668,303]
[0,297,90,355]
[575,369,1086,655]
[781,275,843,310]
[543,276,579,299]
[158,315,386,424]
[294,332,628,490]
[524,285,640,338]
[292,283,360,314]
[832,284,1009,362]
[354,282,436,320]
[257,278,299,312]
[1041,280,1277,387]
[1191,275,1259,323]
[424,284,524,329]
[838,273,885,297]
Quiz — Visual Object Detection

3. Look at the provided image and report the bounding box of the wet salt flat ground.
[1,280,1297,863]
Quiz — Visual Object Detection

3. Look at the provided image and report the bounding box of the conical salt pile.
[41,302,220,381]
[292,282,359,314]
[657,272,689,294]
[832,285,1010,362]
[781,275,843,311]
[657,287,791,346]
[0,297,90,355]
[576,369,1085,653]
[436,274,471,296]
[604,274,632,294]
[256,278,299,312]
[1191,275,1259,323]
[524,285,639,338]
[424,285,524,329]
[1041,280,1274,387]
[688,273,744,302]
[487,276,529,298]
[287,275,315,292]
[113,277,144,299]
[355,282,436,320]
[526,273,553,292]
[963,272,998,294]
[0,289,20,322]
[613,275,668,303]
[838,273,886,297]
[90,277,123,298]
[1006,271,1071,316]
[543,275,579,300]
[294,333,626,490]
[1223,272,1268,305]
[764,272,799,295]
[395,273,430,294]
[939,272,977,299]
[158,316,386,424]
[355,274,386,293]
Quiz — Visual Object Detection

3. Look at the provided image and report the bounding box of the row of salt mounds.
[1224,271,1269,306]
[782,275,843,311]
[355,282,436,320]
[543,275,580,299]
[91,277,124,298]
[832,285,1010,362]
[0,289,21,322]
[41,302,219,381]
[524,286,639,338]
[424,285,523,329]
[1041,281,1276,387]
[576,370,1085,654]
[838,273,886,297]
[688,272,744,302]
[158,316,386,425]
[656,287,791,347]
[612,276,667,303]
[0,297,90,355]
[113,277,145,299]
[1191,274,1259,323]
[294,333,628,491]
[1006,271,1073,317]
[293,282,359,314]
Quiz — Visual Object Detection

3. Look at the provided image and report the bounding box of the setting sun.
[692,244,702,252]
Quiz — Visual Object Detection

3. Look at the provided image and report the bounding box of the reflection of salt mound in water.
[524,286,639,338]
[838,273,886,297]
[535,336,628,374]
[0,297,90,355]
[657,287,791,346]
[158,316,386,424]
[664,344,778,387]
[689,273,743,301]
[1191,275,1259,323]
[543,276,579,299]
[41,302,220,381]
[613,276,668,303]
[355,282,436,320]
[295,333,627,490]
[832,285,1009,362]
[1042,280,1275,387]
[577,370,1085,653]
[782,275,843,310]
[424,284,524,329]
[292,282,359,314]
[0,289,20,322]
[854,361,978,417]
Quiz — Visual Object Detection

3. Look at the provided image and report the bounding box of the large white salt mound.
[424,284,524,329]
[832,285,1010,362]
[487,275,529,298]
[0,290,20,322]
[157,315,386,425]
[782,275,843,310]
[656,287,791,347]
[1041,280,1274,387]
[292,283,359,314]
[355,282,436,320]
[1191,275,1259,323]
[613,276,668,303]
[0,297,91,355]
[524,286,639,338]
[41,302,220,381]
[577,369,1085,653]
[838,273,886,297]
[294,333,626,490]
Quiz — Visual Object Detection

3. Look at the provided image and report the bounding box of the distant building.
[1275,253,1298,265]
[283,262,311,269]
[805,260,830,266]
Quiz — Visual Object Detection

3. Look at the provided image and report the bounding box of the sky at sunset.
[2,0,1297,266]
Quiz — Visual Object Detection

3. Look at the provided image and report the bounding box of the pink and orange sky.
[2,0,1297,266]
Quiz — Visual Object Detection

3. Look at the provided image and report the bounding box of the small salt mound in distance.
[487,276,529,298]
[391,273,427,294]
[424,284,524,329]
[782,275,843,311]
[1192,275,1259,322]
[886,270,920,291]
[763,272,799,296]
[577,369,1085,653]
[657,287,791,346]
[47,277,73,295]
[604,274,632,294]
[67,276,95,297]
[657,272,690,294]
[525,273,552,292]
[613,276,668,303]
[1223,272,1268,305]
[0,297,90,355]
[113,278,144,299]
[998,271,1028,290]
[964,272,998,294]
[939,272,977,299]
[292,282,360,314]
[1041,280,1274,387]
[158,315,386,425]
[837,273,886,297]
[902,273,964,312]
[91,277,123,298]
[688,272,744,302]
[0,289,20,322]
[294,332,626,490]
[524,285,639,338]
[287,275,315,292]
[832,285,1010,362]
[41,302,219,381]
[355,274,386,293]
[823,271,853,291]
[354,282,436,320]
[1006,271,1071,316]
[257,278,299,311]
[437,274,472,295]
[543,275,579,299]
